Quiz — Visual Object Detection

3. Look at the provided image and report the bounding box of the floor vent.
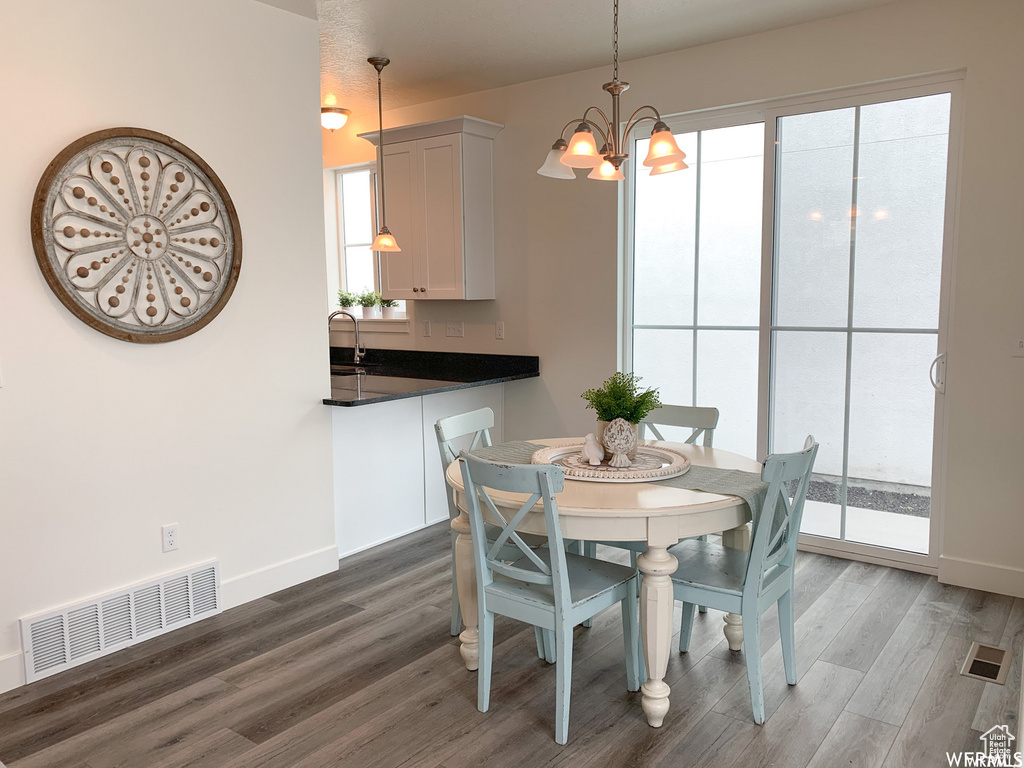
[20,561,220,684]
[960,642,1010,685]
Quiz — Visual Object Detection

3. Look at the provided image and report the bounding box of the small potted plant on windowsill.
[380,297,400,320]
[582,372,661,463]
[338,290,358,315]
[358,290,382,319]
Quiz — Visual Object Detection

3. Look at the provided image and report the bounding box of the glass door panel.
[770,92,951,556]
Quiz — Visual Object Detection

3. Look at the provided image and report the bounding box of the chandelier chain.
[613,0,619,81]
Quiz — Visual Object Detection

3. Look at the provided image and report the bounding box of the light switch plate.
[495,321,505,340]
[422,321,431,338]
[1014,337,1024,358]
[446,321,464,338]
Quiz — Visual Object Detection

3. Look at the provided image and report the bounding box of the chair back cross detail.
[639,404,720,447]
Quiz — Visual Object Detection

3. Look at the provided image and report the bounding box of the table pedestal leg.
[451,509,478,671]
[638,545,678,727]
[721,523,751,652]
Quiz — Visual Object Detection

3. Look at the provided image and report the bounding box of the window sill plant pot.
[381,299,400,319]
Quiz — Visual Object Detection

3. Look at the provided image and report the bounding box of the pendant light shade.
[537,139,576,179]
[369,56,400,253]
[587,146,625,180]
[649,158,689,176]
[643,121,686,167]
[561,124,602,168]
[321,107,351,131]
[371,227,401,252]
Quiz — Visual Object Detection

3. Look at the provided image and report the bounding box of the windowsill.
[329,317,411,334]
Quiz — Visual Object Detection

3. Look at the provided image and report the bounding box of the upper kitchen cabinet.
[359,116,503,300]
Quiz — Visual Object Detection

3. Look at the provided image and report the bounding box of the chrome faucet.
[328,310,366,364]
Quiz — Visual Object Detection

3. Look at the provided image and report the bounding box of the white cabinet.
[360,116,503,301]
[332,383,503,558]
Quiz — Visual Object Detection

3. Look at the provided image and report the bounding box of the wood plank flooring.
[0,523,1019,768]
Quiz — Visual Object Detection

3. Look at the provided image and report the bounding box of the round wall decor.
[31,128,242,343]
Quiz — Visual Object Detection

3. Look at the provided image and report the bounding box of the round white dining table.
[445,436,762,728]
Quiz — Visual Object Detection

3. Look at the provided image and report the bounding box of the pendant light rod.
[370,56,390,232]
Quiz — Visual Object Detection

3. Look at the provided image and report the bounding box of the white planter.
[340,306,360,318]
[381,306,399,320]
[361,306,381,319]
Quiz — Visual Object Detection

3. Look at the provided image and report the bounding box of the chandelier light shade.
[537,139,577,179]
[369,56,401,253]
[648,158,689,176]
[643,122,686,167]
[320,107,351,131]
[562,124,603,168]
[537,0,686,182]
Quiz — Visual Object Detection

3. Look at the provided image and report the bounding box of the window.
[324,165,405,313]
[628,119,765,457]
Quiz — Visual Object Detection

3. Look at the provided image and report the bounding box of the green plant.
[337,290,357,308]
[358,290,382,308]
[581,371,661,424]
[380,298,399,308]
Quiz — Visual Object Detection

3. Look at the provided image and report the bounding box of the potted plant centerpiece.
[380,297,400,319]
[358,290,382,319]
[582,372,661,465]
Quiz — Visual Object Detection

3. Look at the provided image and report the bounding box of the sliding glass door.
[768,94,952,556]
[626,79,960,566]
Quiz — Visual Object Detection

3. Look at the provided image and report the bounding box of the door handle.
[929,352,946,393]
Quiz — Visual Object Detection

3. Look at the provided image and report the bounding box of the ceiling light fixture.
[321,106,351,131]
[537,0,686,181]
[368,56,400,253]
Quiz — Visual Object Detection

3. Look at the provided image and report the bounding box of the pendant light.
[369,56,400,253]
[537,0,687,181]
[537,139,577,179]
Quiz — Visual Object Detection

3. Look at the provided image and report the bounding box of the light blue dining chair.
[435,408,553,660]
[671,435,818,724]
[458,452,641,745]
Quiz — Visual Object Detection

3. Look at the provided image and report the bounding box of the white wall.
[0,0,336,692]
[323,0,1024,596]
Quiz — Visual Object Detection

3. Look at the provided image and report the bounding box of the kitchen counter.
[323,348,539,407]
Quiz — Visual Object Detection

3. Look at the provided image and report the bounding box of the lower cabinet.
[332,384,503,558]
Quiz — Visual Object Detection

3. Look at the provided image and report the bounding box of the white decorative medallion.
[31,128,242,343]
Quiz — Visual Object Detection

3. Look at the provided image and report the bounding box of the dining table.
[444,436,763,728]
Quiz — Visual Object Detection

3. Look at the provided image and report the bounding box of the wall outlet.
[495,321,505,340]
[422,321,431,338]
[1014,337,1024,358]
[446,321,465,338]
[162,523,179,553]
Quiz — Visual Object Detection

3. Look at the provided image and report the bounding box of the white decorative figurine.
[602,417,638,468]
[581,433,605,466]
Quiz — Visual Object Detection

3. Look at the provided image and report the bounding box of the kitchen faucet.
[328,310,366,364]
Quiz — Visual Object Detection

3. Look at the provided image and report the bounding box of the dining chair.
[671,435,818,724]
[435,409,553,659]
[597,404,721,611]
[459,452,641,745]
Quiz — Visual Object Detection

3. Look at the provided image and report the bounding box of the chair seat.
[487,550,636,608]
[668,538,786,596]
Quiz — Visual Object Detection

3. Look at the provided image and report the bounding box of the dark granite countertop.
[323,348,539,407]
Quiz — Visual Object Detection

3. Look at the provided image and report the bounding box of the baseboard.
[938,555,1024,598]
[0,650,25,695]
[337,521,439,560]
[221,545,339,609]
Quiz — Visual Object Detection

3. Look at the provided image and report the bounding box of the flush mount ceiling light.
[321,107,351,131]
[537,0,686,181]
[368,56,400,252]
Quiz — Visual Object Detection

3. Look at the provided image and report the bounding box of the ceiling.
[317,0,899,115]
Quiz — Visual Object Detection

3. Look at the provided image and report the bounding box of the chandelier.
[537,0,687,181]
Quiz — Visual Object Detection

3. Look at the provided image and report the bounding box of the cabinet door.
[417,134,465,300]
[378,143,419,300]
